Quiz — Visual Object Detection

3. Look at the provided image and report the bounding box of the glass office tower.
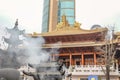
[42,0,50,32]
[42,0,58,32]
[58,0,75,25]
[42,0,75,32]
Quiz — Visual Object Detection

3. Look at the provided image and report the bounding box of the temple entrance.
[72,55,81,65]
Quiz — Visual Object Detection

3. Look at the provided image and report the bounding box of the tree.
[96,26,117,80]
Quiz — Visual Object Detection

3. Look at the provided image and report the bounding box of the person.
[57,59,66,76]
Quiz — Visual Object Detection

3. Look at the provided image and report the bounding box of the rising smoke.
[23,36,50,64]
[0,24,61,68]
[0,23,70,80]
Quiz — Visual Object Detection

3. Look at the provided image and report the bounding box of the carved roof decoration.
[114,32,120,41]
[115,32,120,36]
[29,15,108,37]
[40,27,108,36]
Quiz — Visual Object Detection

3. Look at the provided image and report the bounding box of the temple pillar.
[69,53,72,66]
[94,52,97,65]
[82,53,84,65]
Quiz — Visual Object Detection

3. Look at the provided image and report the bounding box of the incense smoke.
[0,25,61,68]
[23,36,49,64]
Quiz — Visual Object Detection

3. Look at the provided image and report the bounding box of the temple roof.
[115,32,120,36]
[29,15,107,37]
[6,19,25,35]
[29,25,108,37]
[40,27,107,37]
[29,27,108,37]
[4,37,23,46]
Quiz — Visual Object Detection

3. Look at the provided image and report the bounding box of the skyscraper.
[42,0,58,32]
[42,0,75,32]
[58,0,75,25]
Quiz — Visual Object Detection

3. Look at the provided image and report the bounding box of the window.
[60,1,74,8]
[58,0,75,25]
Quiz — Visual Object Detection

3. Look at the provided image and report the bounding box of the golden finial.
[33,32,37,35]
[74,21,81,29]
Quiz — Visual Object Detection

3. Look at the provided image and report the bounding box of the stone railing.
[68,65,119,76]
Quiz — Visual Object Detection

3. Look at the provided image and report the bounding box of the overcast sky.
[0,0,120,33]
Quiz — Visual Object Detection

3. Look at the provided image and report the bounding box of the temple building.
[29,0,120,80]
[29,15,120,80]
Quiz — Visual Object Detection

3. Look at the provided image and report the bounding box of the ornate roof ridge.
[40,15,108,36]
[39,27,108,36]
[28,27,108,37]
[28,15,108,37]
